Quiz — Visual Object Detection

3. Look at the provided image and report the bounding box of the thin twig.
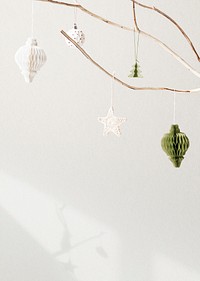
[132,1,200,86]
[61,30,200,93]
[36,0,133,31]
[131,1,200,79]
[134,1,200,62]
[132,0,139,31]
[37,0,200,79]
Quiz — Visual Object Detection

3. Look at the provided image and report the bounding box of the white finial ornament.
[98,72,126,136]
[15,1,47,83]
[15,38,47,83]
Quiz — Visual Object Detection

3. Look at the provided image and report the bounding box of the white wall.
[0,0,200,280]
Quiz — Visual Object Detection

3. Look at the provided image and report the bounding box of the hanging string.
[31,0,34,38]
[74,0,78,24]
[133,31,140,62]
[136,33,140,60]
[74,7,77,24]
[173,90,176,124]
[111,71,116,109]
[134,31,136,59]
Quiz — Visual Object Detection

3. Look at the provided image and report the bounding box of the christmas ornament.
[98,107,126,136]
[65,23,85,48]
[98,72,126,136]
[129,61,143,78]
[161,124,190,167]
[128,31,143,78]
[15,38,47,83]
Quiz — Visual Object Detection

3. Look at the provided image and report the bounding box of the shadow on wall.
[0,170,200,281]
[0,171,120,281]
[0,207,75,281]
[53,203,111,280]
[54,203,108,257]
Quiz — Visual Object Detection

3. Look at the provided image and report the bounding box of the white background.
[0,0,200,280]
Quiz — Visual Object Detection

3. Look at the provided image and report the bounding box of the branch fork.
[37,0,200,93]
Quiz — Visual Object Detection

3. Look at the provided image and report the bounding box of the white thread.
[74,0,78,24]
[74,7,77,23]
[111,71,115,108]
[136,32,140,59]
[133,31,140,61]
[173,91,176,124]
[134,31,136,59]
[31,0,34,37]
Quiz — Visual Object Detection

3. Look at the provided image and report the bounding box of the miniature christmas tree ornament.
[128,31,143,78]
[129,61,143,78]
[161,124,190,167]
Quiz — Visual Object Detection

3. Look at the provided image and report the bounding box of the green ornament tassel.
[161,124,190,168]
[128,61,143,78]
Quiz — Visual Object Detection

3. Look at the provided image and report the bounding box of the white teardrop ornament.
[15,38,47,83]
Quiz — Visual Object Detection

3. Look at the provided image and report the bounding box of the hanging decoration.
[57,0,200,93]
[98,73,126,137]
[15,38,47,83]
[65,23,85,48]
[15,0,200,166]
[15,1,47,83]
[65,4,85,48]
[161,124,190,167]
[161,93,190,167]
[128,31,143,78]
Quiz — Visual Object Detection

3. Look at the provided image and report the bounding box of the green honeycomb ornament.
[161,124,190,168]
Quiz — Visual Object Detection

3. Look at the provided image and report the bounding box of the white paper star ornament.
[98,107,126,137]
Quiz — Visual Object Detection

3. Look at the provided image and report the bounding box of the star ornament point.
[98,107,126,137]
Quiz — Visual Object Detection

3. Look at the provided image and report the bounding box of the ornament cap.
[26,37,38,46]
[170,124,180,134]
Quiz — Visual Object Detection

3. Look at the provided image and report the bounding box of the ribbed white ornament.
[15,38,47,83]
[65,23,85,48]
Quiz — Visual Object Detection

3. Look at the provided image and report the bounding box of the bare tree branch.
[132,1,200,79]
[36,0,133,31]
[134,1,200,62]
[61,30,200,93]
[141,30,200,78]
[37,0,200,80]
[132,0,139,32]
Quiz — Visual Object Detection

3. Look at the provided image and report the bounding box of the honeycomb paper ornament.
[15,38,47,83]
[161,124,190,168]
[65,23,85,48]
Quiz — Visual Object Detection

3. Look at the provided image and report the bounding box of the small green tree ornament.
[128,61,143,78]
[161,124,190,168]
[128,31,143,78]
